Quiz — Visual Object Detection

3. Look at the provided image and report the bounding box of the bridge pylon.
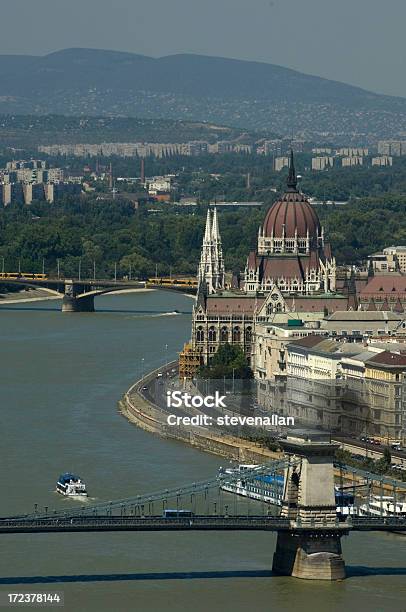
[62,293,95,312]
[272,430,347,580]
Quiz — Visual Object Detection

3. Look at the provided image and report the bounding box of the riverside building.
[181,153,351,377]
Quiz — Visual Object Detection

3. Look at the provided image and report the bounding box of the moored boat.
[219,464,357,517]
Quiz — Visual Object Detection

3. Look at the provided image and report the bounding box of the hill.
[1,48,406,137]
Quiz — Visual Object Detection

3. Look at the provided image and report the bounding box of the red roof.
[247,253,321,281]
[367,351,406,367]
[287,335,324,348]
[263,191,321,240]
[360,276,406,296]
[262,257,305,280]
[206,296,264,314]
[285,296,348,313]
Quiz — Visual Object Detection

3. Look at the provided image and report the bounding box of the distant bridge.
[0,276,197,311]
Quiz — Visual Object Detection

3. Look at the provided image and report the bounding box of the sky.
[2,0,406,97]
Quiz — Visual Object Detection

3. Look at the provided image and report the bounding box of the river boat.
[218,464,357,517]
[56,473,88,497]
[358,495,406,517]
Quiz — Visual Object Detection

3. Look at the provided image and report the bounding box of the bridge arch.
[0,279,64,298]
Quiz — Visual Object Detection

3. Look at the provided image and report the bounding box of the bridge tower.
[272,430,347,580]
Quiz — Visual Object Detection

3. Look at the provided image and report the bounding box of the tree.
[198,344,253,380]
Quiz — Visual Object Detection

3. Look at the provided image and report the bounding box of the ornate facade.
[243,151,336,296]
[183,154,347,376]
[197,207,225,294]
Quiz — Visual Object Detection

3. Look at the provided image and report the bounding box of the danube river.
[0,291,405,612]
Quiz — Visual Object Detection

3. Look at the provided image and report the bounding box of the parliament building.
[179,153,352,378]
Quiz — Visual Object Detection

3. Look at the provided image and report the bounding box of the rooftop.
[327,310,402,322]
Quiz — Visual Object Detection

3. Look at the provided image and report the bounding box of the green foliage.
[2,154,406,278]
[198,343,253,380]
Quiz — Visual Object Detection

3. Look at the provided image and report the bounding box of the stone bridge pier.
[61,282,95,312]
[272,430,347,580]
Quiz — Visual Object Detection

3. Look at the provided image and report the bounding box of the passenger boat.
[358,495,406,517]
[56,473,88,497]
[218,464,357,517]
[219,464,283,505]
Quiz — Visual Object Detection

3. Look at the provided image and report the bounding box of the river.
[0,291,405,612]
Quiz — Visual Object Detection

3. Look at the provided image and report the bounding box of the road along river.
[0,291,405,612]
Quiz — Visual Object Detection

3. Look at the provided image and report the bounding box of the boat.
[219,464,283,505]
[218,464,357,517]
[56,473,88,497]
[358,495,406,517]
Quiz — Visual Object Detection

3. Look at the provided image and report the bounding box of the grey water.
[0,291,405,612]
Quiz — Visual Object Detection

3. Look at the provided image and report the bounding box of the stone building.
[358,275,406,312]
[267,336,406,444]
[182,153,350,377]
[243,152,336,296]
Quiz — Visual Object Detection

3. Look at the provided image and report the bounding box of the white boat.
[56,473,88,497]
[219,464,357,517]
[359,495,406,517]
[219,464,283,505]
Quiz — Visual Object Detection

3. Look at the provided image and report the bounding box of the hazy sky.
[2,0,406,97]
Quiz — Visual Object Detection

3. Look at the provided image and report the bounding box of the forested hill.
[1,48,406,136]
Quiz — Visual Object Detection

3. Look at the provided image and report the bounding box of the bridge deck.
[0,516,404,534]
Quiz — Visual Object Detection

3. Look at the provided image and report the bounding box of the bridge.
[2,433,405,581]
[1,515,404,535]
[0,276,197,312]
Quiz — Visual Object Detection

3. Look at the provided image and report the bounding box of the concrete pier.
[62,294,95,312]
[272,430,347,580]
[273,530,346,580]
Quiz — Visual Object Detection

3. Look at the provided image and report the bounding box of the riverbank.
[0,289,60,305]
[120,365,406,494]
[119,362,281,464]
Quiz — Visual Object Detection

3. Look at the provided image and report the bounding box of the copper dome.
[263,191,321,239]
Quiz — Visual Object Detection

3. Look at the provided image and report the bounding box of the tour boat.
[219,464,284,505]
[358,495,406,517]
[218,464,357,517]
[56,473,88,497]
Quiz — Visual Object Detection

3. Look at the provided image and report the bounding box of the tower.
[272,431,347,580]
[140,158,145,185]
[197,207,225,294]
[244,150,336,295]
[109,163,113,190]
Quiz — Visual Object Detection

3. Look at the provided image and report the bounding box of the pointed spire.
[393,297,404,313]
[211,207,220,242]
[204,208,212,242]
[287,149,297,191]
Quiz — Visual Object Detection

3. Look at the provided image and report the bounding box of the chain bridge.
[2,433,406,581]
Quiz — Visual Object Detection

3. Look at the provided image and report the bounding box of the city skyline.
[1,0,406,98]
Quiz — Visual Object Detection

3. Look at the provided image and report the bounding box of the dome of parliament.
[262,152,321,241]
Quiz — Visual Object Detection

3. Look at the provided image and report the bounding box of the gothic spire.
[211,207,221,242]
[204,208,212,242]
[287,149,297,191]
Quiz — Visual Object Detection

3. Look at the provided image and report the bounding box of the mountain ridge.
[0,48,405,136]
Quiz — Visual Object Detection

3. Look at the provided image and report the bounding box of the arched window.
[220,326,228,342]
[266,304,273,315]
[196,326,204,342]
[245,326,252,343]
[232,326,241,343]
[208,326,216,342]
[276,302,283,312]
